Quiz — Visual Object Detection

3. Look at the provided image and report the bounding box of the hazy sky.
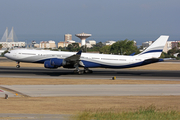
[0,0,179,44]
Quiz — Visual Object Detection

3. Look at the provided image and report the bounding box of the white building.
[67,40,75,43]
[58,40,77,48]
[87,40,96,45]
[163,41,172,53]
[104,40,116,45]
[34,43,40,48]
[142,41,153,49]
[0,42,25,48]
[40,40,56,49]
[49,40,56,48]
[86,40,96,48]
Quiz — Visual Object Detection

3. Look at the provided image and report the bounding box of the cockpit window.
[7,52,10,53]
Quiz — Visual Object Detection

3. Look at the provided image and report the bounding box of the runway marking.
[0,86,30,97]
[0,90,4,92]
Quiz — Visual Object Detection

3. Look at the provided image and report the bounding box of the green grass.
[73,105,180,120]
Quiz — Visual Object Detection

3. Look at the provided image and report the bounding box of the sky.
[0,0,180,45]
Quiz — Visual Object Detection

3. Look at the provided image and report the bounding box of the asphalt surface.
[1,84,180,97]
[0,66,180,81]
[0,89,15,98]
[0,56,180,80]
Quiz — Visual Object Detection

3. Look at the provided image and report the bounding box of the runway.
[0,66,180,81]
[0,66,180,97]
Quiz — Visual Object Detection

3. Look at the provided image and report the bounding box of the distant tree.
[99,45,111,54]
[96,42,104,48]
[66,43,81,52]
[178,42,180,48]
[67,44,74,51]
[81,45,87,52]
[139,45,144,50]
[1,50,8,57]
[0,44,2,50]
[51,48,59,51]
[160,52,175,58]
[91,42,105,52]
[110,39,140,55]
[168,47,177,56]
[72,43,80,49]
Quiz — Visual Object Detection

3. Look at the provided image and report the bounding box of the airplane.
[4,35,169,74]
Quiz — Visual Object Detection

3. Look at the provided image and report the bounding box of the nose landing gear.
[16,62,20,68]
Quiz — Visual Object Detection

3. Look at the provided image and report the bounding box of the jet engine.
[50,58,63,67]
[44,58,79,69]
[44,60,58,69]
[44,58,65,69]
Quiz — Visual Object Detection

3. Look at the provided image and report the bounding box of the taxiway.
[1,84,180,97]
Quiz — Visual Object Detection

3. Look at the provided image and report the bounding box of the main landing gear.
[84,68,93,74]
[73,67,93,75]
[16,62,20,68]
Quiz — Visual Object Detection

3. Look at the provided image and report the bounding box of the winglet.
[76,50,82,55]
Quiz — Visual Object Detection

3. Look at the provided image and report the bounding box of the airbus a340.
[5,35,169,74]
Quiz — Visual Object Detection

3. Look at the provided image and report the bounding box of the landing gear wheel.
[84,69,89,73]
[78,70,84,75]
[89,70,93,73]
[16,65,20,68]
[84,68,93,74]
[74,70,84,75]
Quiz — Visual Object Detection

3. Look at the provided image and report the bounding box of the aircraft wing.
[65,50,82,62]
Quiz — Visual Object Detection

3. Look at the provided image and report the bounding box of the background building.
[104,40,116,45]
[163,41,173,53]
[142,41,154,49]
[34,43,40,48]
[58,40,77,48]
[171,41,180,49]
[49,40,56,48]
[64,34,72,42]
[40,40,56,49]
[86,40,96,48]
[0,42,25,48]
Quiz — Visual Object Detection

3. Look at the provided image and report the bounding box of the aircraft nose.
[4,53,8,57]
[4,52,10,57]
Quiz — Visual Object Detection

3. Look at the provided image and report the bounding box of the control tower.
[75,32,91,46]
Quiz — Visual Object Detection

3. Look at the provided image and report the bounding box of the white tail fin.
[136,35,169,58]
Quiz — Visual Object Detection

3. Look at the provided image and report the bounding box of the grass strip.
[0,77,180,85]
[0,96,179,114]
[74,105,180,120]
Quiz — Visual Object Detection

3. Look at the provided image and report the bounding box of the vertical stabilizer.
[137,35,169,58]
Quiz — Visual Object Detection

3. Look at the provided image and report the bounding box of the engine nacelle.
[44,60,58,69]
[50,58,63,67]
